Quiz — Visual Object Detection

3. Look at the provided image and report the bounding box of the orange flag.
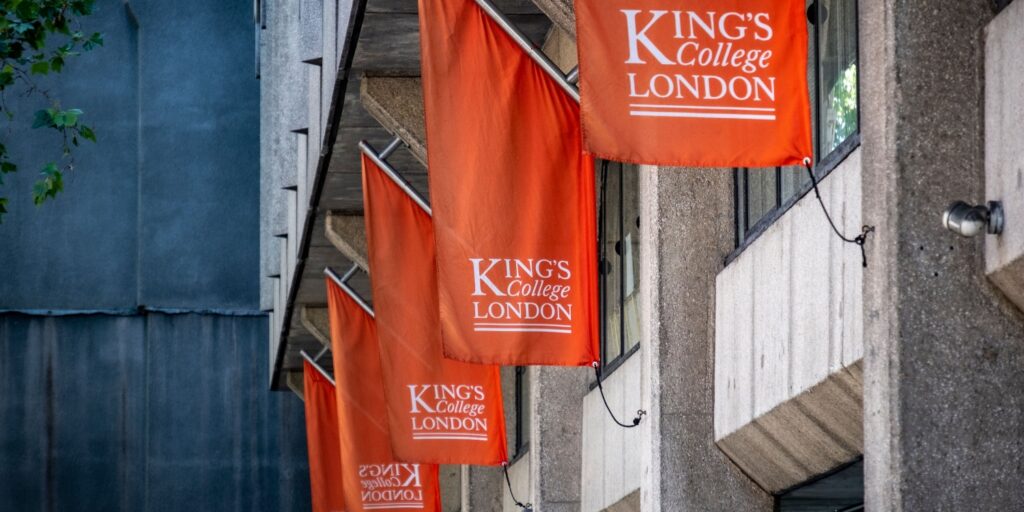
[418,0,600,366]
[326,279,442,512]
[574,0,812,167]
[303,361,346,512]
[361,154,508,465]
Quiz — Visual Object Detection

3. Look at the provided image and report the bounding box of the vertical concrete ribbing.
[640,168,773,511]
[861,1,1024,509]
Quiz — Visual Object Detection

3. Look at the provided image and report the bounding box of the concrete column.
[529,366,588,511]
[639,168,772,511]
[860,1,1024,509]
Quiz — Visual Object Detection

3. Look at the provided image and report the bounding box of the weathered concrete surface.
[528,366,588,512]
[861,1,1024,509]
[0,313,310,511]
[0,0,260,313]
[639,167,771,511]
[300,306,332,347]
[530,0,574,37]
[325,212,369,271]
[985,1,1024,314]
[463,464,503,512]
[542,27,577,72]
[717,362,863,493]
[441,465,461,512]
[605,490,639,512]
[715,150,863,439]
[581,350,642,512]
[360,76,428,166]
[714,151,864,491]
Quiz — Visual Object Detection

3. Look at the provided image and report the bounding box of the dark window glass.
[735,0,859,247]
[598,160,641,373]
[512,366,529,458]
[777,459,863,511]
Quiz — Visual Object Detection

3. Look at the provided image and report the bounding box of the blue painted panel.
[0,2,140,310]
[0,313,311,512]
[0,0,261,312]
[133,0,261,310]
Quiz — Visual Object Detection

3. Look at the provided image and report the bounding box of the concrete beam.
[300,306,331,347]
[529,0,575,38]
[325,212,369,271]
[861,1,1024,509]
[359,76,428,166]
[528,366,587,511]
[541,26,577,72]
[286,370,305,402]
[717,363,863,493]
[639,166,771,511]
[985,1,1024,315]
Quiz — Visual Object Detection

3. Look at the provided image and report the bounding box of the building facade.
[261,0,1024,510]
[0,1,311,510]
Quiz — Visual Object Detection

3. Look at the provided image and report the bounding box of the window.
[734,0,859,250]
[777,459,863,511]
[511,366,530,459]
[598,160,641,374]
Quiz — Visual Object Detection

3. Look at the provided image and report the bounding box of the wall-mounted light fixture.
[942,201,1004,237]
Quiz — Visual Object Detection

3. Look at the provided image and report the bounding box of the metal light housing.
[942,200,1004,237]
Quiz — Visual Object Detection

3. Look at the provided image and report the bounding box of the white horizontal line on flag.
[413,435,488,441]
[474,327,572,334]
[629,103,776,112]
[364,504,424,509]
[630,111,777,120]
[473,322,571,328]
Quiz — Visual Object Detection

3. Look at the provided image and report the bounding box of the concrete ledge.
[529,0,574,37]
[605,489,639,512]
[325,212,369,271]
[985,0,1024,315]
[359,75,427,166]
[286,370,305,402]
[716,361,863,494]
[300,306,331,347]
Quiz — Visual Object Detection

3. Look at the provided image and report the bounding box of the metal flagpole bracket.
[378,135,405,160]
[313,344,329,363]
[325,264,376,318]
[359,140,433,216]
[566,66,579,85]
[301,349,336,386]
[472,0,580,103]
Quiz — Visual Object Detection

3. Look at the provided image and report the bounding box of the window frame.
[594,160,642,386]
[727,0,861,266]
[509,365,529,463]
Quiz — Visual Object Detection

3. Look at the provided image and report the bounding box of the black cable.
[592,362,646,428]
[804,161,875,268]
[502,462,532,511]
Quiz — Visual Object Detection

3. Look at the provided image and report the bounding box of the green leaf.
[50,55,63,72]
[1,162,16,173]
[32,109,52,128]
[79,125,96,142]
[62,108,81,126]
[0,197,7,220]
[30,60,48,75]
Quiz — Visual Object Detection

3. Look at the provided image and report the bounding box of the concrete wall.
[0,0,259,313]
[985,1,1024,314]
[0,1,311,510]
[714,150,863,440]
[706,117,865,496]
[0,313,310,512]
[502,451,532,512]
[861,0,1024,509]
[580,351,642,512]
[639,165,772,512]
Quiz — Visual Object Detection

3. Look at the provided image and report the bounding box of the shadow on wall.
[0,313,311,512]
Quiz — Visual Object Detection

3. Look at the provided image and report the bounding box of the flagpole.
[472,0,580,103]
[301,350,336,386]
[325,264,376,318]
[359,139,433,216]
